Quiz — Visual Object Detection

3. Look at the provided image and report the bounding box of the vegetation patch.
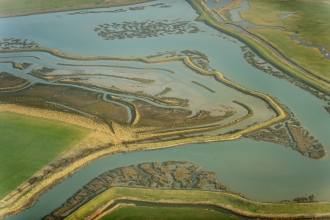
[0,112,89,199]
[0,83,128,124]
[94,19,202,40]
[29,67,155,83]
[245,113,326,159]
[0,72,30,91]
[247,28,330,83]
[44,161,237,219]
[241,46,330,102]
[214,0,244,21]
[0,61,32,70]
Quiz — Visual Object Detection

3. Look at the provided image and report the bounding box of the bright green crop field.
[101,206,239,220]
[0,112,89,199]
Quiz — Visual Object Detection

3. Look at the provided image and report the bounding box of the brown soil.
[155,87,172,97]
[246,118,327,160]
[214,0,244,14]
[287,123,326,159]
[0,72,29,89]
[12,62,32,70]
[0,61,33,70]
[0,83,128,124]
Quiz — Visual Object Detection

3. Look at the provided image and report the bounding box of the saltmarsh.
[67,187,330,219]
[240,0,330,82]
[0,112,89,199]
[0,0,150,14]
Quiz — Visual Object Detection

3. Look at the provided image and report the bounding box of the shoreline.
[0,2,327,219]
[187,0,330,97]
[0,48,288,218]
[0,0,152,18]
[67,187,330,220]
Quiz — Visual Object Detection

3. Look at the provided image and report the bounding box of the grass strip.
[66,187,330,219]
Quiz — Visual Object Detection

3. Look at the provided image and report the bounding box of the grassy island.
[187,0,330,96]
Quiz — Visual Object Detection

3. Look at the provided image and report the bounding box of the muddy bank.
[0,61,32,70]
[0,71,30,90]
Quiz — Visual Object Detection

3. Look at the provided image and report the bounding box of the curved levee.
[66,187,330,220]
[0,47,288,219]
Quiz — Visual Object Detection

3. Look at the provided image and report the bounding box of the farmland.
[0,112,89,199]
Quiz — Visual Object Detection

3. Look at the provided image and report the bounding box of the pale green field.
[101,206,239,220]
[241,0,330,81]
[0,112,89,199]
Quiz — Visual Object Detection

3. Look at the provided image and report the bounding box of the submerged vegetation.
[241,46,330,102]
[0,72,30,91]
[245,117,326,159]
[94,20,202,40]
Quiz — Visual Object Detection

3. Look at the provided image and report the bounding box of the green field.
[186,0,330,95]
[0,0,150,14]
[240,0,330,82]
[101,206,239,220]
[67,187,330,219]
[0,112,89,199]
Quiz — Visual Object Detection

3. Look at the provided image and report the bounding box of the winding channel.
[0,50,275,134]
